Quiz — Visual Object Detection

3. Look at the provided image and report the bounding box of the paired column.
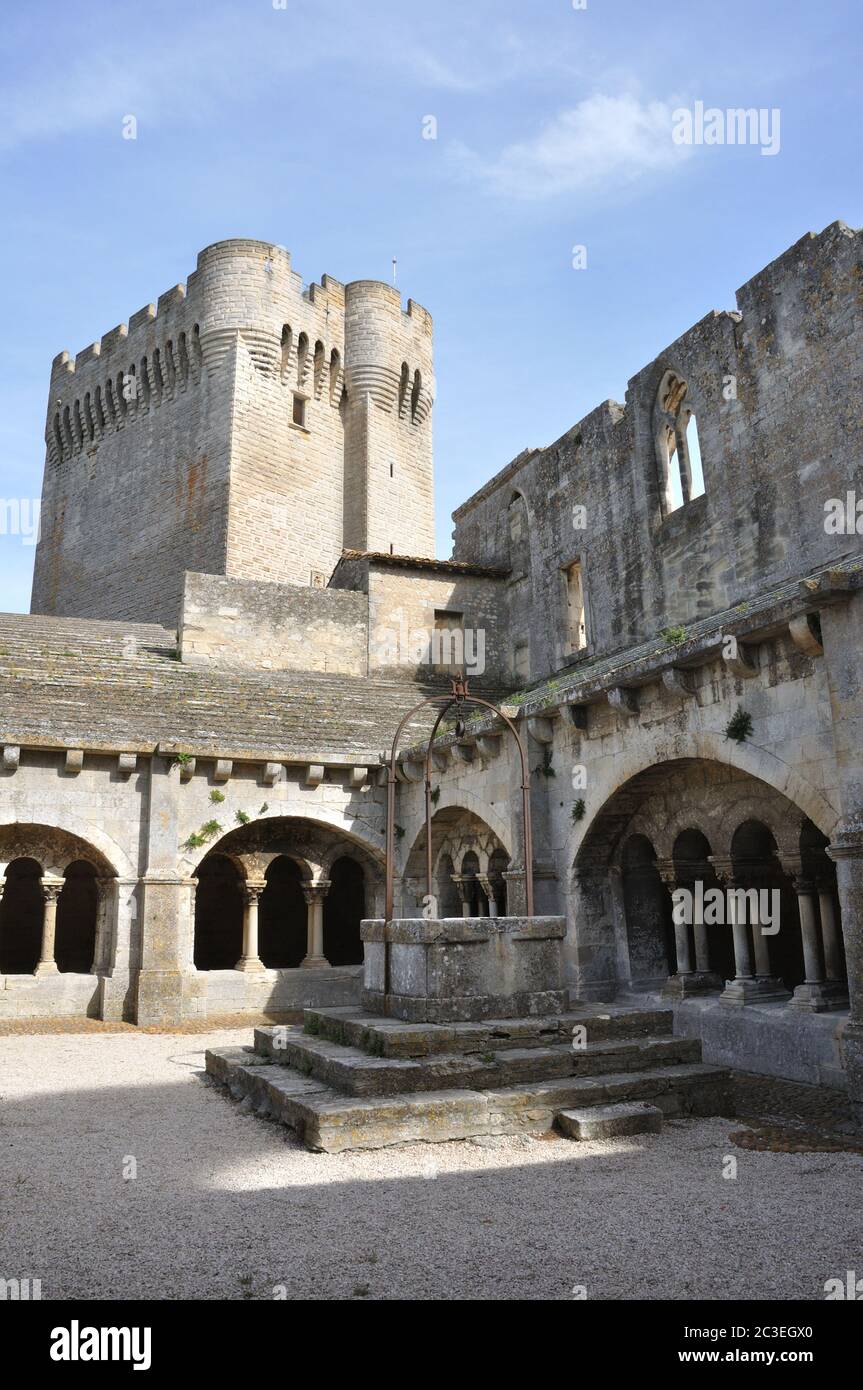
[34,878,64,976]
[301,880,331,970]
[235,880,266,973]
[781,856,848,1012]
[451,874,474,919]
[658,861,721,998]
[477,874,500,919]
[711,857,789,1006]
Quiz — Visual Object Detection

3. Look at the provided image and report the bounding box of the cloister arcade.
[574,759,848,1011]
[403,807,513,919]
[0,825,116,979]
[189,816,380,974]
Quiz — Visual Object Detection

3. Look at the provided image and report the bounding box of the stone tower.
[31,239,436,626]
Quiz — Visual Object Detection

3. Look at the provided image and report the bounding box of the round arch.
[0,817,128,879]
[566,733,839,877]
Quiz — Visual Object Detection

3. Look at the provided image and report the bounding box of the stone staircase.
[205,1002,733,1152]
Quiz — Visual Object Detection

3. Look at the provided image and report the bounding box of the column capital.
[244,880,267,904]
[41,879,64,903]
[302,879,331,905]
[707,856,734,886]
[655,859,677,889]
[827,828,863,863]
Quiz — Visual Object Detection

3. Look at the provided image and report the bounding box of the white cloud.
[452,94,693,201]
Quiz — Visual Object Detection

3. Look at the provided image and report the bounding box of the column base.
[663,971,724,999]
[300,956,331,970]
[720,975,791,1007]
[234,957,266,974]
[34,960,58,976]
[790,980,850,1013]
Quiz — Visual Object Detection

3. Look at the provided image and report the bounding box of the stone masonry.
[5,222,863,1126]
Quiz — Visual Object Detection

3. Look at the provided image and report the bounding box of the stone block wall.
[32,239,436,628]
[451,222,863,688]
[179,571,368,675]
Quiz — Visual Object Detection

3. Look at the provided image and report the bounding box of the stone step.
[205,1047,732,1152]
[299,1002,675,1059]
[557,1102,664,1141]
[252,1024,702,1097]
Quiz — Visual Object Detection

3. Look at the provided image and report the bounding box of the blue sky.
[0,0,860,612]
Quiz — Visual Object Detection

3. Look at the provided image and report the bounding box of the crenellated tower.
[31,238,436,626]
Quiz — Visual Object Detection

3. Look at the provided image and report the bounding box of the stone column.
[788,875,832,1011]
[35,879,64,975]
[478,874,499,919]
[827,830,863,1120]
[817,885,848,1003]
[301,881,331,969]
[658,860,714,1000]
[713,857,788,1006]
[713,858,753,1006]
[235,881,266,973]
[451,875,473,918]
[658,861,691,976]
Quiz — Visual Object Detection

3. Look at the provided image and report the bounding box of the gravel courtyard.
[1,1026,860,1301]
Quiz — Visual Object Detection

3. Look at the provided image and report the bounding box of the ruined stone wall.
[452,222,863,688]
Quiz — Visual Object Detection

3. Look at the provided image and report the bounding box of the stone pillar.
[91,877,116,975]
[136,756,189,1025]
[96,877,138,1022]
[35,879,63,975]
[827,831,863,1121]
[818,885,848,996]
[713,858,788,1006]
[502,868,526,917]
[301,881,331,969]
[658,861,720,999]
[713,858,753,1006]
[788,875,834,1012]
[659,862,692,971]
[478,874,499,919]
[236,881,266,972]
[451,875,473,918]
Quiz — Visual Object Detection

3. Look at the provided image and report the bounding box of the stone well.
[360,916,567,1022]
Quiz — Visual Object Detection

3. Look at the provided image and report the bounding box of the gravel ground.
[1,1027,861,1301]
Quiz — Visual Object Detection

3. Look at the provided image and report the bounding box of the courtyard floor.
[1,1024,861,1301]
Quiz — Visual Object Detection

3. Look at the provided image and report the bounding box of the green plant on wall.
[210,789,225,804]
[660,625,687,645]
[572,799,586,823]
[725,706,753,744]
[534,747,555,779]
[182,819,224,852]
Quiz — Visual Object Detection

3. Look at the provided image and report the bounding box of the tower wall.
[31,240,436,626]
[343,281,435,556]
